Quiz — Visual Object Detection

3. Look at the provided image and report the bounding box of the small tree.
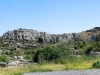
[38,37,44,43]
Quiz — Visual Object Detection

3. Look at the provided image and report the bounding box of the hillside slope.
[0,27,99,57]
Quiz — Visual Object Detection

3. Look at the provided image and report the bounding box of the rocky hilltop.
[1,27,100,50]
[80,27,100,41]
[2,28,79,43]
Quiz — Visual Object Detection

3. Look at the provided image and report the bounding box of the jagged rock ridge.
[3,28,80,43]
[2,27,100,49]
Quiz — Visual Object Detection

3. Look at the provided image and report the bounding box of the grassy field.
[0,56,100,75]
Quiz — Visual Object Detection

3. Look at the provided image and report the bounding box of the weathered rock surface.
[1,27,100,49]
[2,28,80,43]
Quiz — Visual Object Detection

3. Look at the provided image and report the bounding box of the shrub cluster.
[0,55,9,62]
[33,42,71,63]
[92,61,100,68]
[84,42,100,55]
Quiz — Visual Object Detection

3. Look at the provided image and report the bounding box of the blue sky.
[0,0,100,36]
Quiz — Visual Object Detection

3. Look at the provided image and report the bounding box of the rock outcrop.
[87,35,97,41]
[2,28,80,43]
[1,27,100,50]
[90,51,100,57]
[86,27,100,32]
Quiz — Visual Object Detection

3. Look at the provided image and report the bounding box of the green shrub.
[24,50,35,54]
[0,55,9,62]
[38,37,44,43]
[84,42,100,55]
[92,61,100,68]
[33,46,60,63]
[33,42,71,63]
[85,46,93,55]
[24,55,32,60]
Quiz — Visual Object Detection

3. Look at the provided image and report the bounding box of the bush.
[85,46,93,55]
[33,42,71,63]
[24,55,32,60]
[84,42,100,55]
[92,61,100,68]
[38,37,44,43]
[0,55,9,62]
[33,46,60,63]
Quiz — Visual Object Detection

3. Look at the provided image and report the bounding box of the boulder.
[90,51,100,57]
[0,62,7,67]
[71,48,79,55]
[8,60,21,66]
[13,56,17,60]
[18,56,24,61]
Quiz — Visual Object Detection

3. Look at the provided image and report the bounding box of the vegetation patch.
[92,61,100,69]
[0,55,9,62]
[33,42,71,63]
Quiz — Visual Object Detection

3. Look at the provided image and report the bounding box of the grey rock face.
[2,28,80,43]
[87,35,97,41]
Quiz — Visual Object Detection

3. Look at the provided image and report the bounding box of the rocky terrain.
[0,27,99,50]
[0,28,81,50]
[2,27,100,43]
[0,27,99,55]
[2,28,79,43]
[0,27,100,67]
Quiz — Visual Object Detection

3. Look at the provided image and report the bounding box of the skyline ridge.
[1,26,100,36]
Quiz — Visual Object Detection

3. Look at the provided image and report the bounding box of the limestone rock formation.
[2,28,80,43]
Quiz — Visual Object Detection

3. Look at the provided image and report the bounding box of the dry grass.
[0,64,65,75]
[0,56,100,75]
[80,31,100,40]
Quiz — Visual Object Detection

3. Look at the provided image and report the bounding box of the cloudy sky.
[0,0,100,36]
